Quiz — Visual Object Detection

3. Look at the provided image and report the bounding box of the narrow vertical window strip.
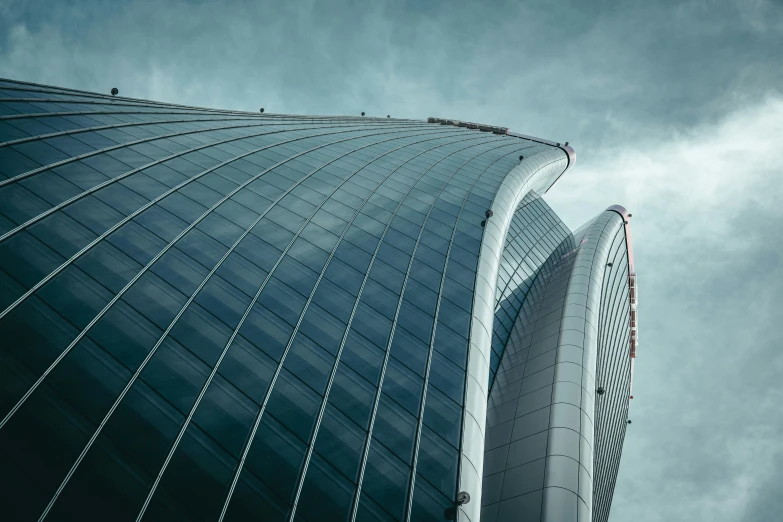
[593,225,631,518]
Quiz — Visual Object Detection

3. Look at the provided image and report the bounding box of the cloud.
[546,93,783,521]
[2,0,781,143]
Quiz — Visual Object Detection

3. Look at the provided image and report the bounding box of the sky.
[1,0,782,520]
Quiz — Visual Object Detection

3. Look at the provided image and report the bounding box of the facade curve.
[479,204,635,522]
[458,148,570,522]
[0,77,635,522]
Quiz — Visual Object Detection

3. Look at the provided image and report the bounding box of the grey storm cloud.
[1,0,782,520]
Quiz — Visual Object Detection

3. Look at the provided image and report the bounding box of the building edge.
[605,205,638,399]
[457,146,571,522]
[541,208,627,520]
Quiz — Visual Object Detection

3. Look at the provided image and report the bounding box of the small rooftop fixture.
[597,387,605,395]
[427,117,508,134]
[260,108,264,113]
[111,87,118,96]
[361,112,365,116]
[485,209,493,218]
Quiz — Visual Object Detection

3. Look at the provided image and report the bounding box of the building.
[0,78,637,521]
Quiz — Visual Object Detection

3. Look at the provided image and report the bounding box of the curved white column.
[458,147,569,522]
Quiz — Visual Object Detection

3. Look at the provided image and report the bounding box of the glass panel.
[360,443,409,520]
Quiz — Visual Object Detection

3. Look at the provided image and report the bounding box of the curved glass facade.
[0,78,636,522]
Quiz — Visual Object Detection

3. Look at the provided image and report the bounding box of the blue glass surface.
[0,78,633,522]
